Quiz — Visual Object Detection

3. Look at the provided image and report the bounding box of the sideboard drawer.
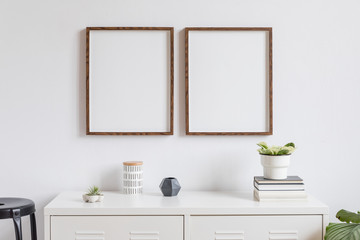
[51,216,183,240]
[190,215,322,240]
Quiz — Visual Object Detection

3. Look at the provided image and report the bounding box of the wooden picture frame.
[185,27,273,135]
[86,27,174,135]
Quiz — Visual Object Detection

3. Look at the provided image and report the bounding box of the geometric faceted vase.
[159,177,181,197]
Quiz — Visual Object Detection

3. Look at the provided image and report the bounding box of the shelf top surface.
[44,191,328,216]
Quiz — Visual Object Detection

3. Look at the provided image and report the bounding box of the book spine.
[254,189,307,199]
[254,182,305,191]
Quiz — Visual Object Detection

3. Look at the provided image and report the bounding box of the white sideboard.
[44,191,329,240]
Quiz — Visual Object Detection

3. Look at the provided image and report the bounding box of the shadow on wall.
[178,28,186,136]
[0,221,13,240]
[36,196,57,240]
[100,166,123,191]
[0,195,54,240]
[78,29,87,137]
[210,155,244,191]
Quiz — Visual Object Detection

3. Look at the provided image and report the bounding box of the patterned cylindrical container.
[123,161,143,194]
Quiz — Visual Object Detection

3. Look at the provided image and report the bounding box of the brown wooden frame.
[185,27,273,135]
[86,27,174,135]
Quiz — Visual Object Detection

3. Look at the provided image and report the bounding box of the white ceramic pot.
[260,154,291,180]
[96,195,104,202]
[83,194,98,203]
[82,194,104,203]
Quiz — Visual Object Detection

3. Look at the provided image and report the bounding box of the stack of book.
[253,176,307,201]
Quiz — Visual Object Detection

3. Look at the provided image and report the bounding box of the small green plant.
[257,142,296,155]
[86,186,102,196]
[325,209,360,239]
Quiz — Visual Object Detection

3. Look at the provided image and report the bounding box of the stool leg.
[12,209,22,240]
[30,213,37,240]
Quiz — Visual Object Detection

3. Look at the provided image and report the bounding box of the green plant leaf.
[257,142,268,149]
[269,146,281,155]
[257,149,265,154]
[280,146,295,155]
[259,148,274,155]
[325,223,360,240]
[285,142,295,148]
[87,186,101,196]
[337,209,360,223]
[277,148,290,155]
[258,142,296,155]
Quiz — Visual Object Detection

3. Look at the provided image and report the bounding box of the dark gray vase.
[159,177,181,197]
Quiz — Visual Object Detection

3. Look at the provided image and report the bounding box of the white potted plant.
[82,186,104,203]
[257,142,296,180]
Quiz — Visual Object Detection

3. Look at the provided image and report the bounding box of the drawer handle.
[269,231,298,234]
[75,237,104,240]
[215,238,244,240]
[269,238,298,240]
[75,231,105,240]
[215,231,245,234]
[269,230,298,240]
[76,231,105,235]
[215,231,244,240]
[130,231,160,240]
[130,231,160,235]
[130,238,159,240]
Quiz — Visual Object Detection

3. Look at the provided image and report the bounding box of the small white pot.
[96,195,104,202]
[260,154,291,180]
[83,194,98,203]
[82,194,104,203]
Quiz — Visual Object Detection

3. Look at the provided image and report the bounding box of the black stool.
[0,198,37,240]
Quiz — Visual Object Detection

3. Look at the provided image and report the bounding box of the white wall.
[1,0,360,238]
